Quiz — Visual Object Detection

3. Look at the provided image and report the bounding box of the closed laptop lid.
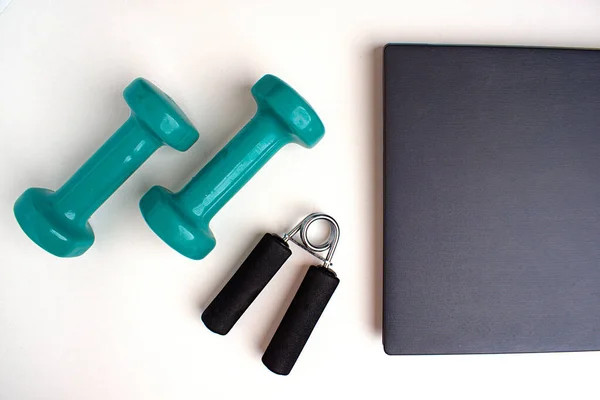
[383,44,600,355]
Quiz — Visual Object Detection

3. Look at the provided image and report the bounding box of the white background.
[1,0,599,399]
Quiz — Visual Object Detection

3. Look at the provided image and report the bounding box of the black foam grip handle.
[202,233,292,335]
[262,265,340,375]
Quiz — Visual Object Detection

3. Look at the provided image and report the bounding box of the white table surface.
[1,1,599,399]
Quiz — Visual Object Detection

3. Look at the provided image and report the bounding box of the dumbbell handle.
[176,115,287,221]
[53,118,160,220]
[202,233,292,335]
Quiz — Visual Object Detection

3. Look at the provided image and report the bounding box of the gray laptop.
[384,44,600,355]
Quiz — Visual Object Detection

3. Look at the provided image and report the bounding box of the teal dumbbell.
[140,74,325,260]
[14,78,199,257]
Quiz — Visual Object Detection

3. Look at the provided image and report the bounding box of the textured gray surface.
[383,44,600,355]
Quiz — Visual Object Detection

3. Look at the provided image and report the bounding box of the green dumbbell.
[140,74,325,260]
[14,78,199,257]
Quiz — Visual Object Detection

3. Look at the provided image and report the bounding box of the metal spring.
[282,212,340,268]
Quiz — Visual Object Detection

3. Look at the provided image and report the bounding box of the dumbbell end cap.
[139,186,216,260]
[125,78,199,152]
[14,188,94,257]
[252,74,325,148]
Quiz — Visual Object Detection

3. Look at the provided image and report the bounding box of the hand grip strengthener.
[202,212,340,375]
